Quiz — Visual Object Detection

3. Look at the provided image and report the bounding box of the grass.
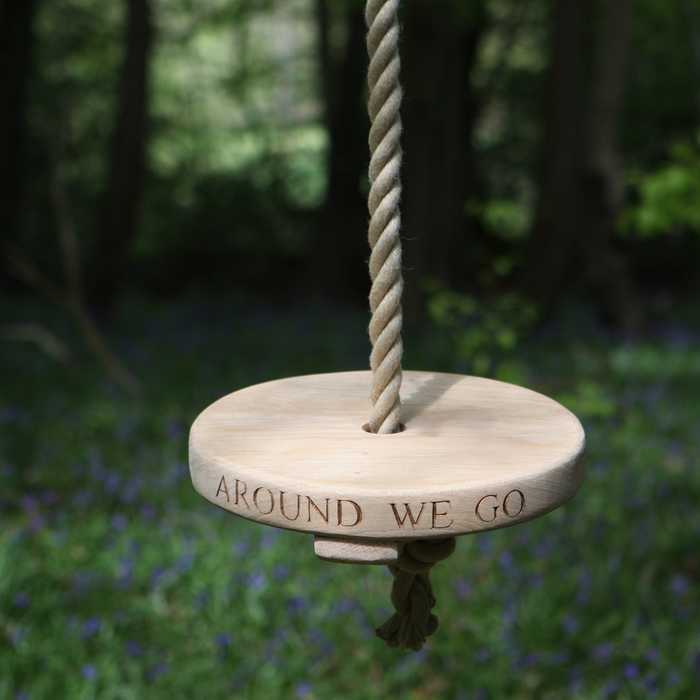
[1,296,699,699]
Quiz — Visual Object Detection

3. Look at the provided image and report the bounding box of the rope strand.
[366,0,404,435]
[376,538,457,650]
[365,0,457,651]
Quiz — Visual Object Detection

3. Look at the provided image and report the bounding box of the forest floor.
[1,296,699,699]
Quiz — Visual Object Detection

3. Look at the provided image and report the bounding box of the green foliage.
[626,141,700,237]
[481,198,532,242]
[426,286,537,378]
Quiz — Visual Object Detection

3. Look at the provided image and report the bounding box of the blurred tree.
[313,0,369,299]
[581,0,638,326]
[0,0,39,251]
[523,0,637,326]
[401,0,490,320]
[90,0,154,315]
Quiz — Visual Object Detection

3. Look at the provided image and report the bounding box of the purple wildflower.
[216,633,232,651]
[455,579,472,600]
[150,566,168,587]
[9,627,25,645]
[111,513,128,531]
[273,564,290,581]
[248,571,266,591]
[562,614,578,635]
[670,574,690,597]
[81,618,101,639]
[287,596,307,614]
[593,642,614,663]
[295,682,312,698]
[146,661,169,683]
[126,640,143,657]
[13,592,30,609]
[624,663,639,680]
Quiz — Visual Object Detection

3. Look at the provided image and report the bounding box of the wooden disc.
[189,371,585,540]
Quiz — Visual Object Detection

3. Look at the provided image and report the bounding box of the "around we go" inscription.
[214,475,527,532]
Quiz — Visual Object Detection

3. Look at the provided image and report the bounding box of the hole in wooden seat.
[362,422,406,435]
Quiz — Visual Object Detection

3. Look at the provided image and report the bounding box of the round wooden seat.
[189,371,585,552]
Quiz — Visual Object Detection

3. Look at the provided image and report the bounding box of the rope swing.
[366,0,404,436]
[188,0,586,660]
[366,0,456,651]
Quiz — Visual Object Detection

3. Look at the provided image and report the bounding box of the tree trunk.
[580,0,638,328]
[313,0,369,300]
[0,0,38,253]
[523,0,637,327]
[90,0,154,316]
[521,0,587,312]
[401,0,488,321]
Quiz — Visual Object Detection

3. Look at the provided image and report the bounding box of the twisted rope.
[376,538,457,650]
[366,0,404,435]
[365,1,457,650]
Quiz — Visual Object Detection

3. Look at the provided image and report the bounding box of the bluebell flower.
[287,596,307,614]
[475,648,491,663]
[105,473,121,494]
[13,592,30,609]
[216,633,232,650]
[499,551,515,572]
[534,538,554,558]
[195,590,210,609]
[233,540,250,557]
[273,564,290,581]
[477,534,493,554]
[81,665,97,680]
[126,640,143,658]
[562,614,578,635]
[602,680,620,698]
[166,420,183,439]
[112,514,128,531]
[331,598,355,615]
[73,490,93,508]
[122,477,142,504]
[455,579,472,600]
[146,661,169,683]
[261,530,279,548]
[175,552,194,574]
[9,626,25,645]
[517,652,538,670]
[72,571,97,594]
[295,682,312,698]
[549,651,569,666]
[529,573,544,588]
[117,557,134,589]
[645,647,660,663]
[670,574,689,597]
[624,663,639,680]
[21,496,39,512]
[150,566,168,587]
[592,642,614,663]
[644,674,659,694]
[81,618,101,639]
[140,504,156,521]
[248,571,266,591]
[40,491,58,505]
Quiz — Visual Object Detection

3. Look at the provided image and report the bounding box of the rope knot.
[377,538,456,651]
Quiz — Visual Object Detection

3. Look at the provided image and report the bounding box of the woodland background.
[2,1,700,698]
[4,0,700,323]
